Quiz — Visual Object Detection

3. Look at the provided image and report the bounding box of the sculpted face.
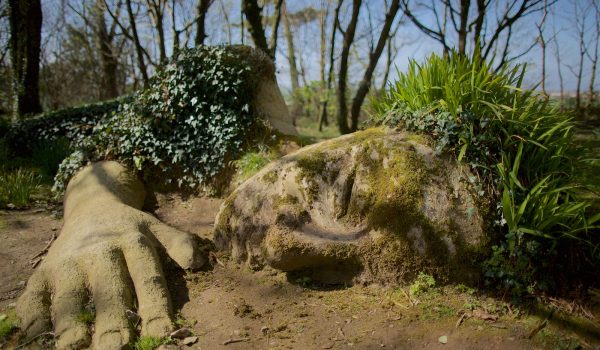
[214,128,486,284]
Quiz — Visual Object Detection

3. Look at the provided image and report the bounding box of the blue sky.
[39,0,597,94]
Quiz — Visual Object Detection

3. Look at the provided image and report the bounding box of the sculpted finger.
[121,233,174,337]
[52,263,91,349]
[87,246,134,349]
[16,269,51,339]
[148,220,207,269]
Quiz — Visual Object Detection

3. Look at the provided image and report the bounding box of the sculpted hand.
[16,162,206,349]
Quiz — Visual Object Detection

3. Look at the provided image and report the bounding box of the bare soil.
[1,195,599,349]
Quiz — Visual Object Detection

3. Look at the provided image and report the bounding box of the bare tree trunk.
[95,0,119,99]
[268,0,283,57]
[349,0,399,131]
[336,0,361,134]
[575,2,586,112]
[552,15,564,106]
[171,0,179,53]
[380,21,400,92]
[283,1,300,124]
[195,0,213,46]
[318,0,330,128]
[219,0,232,44]
[457,0,470,56]
[242,0,270,59]
[147,0,167,63]
[588,1,600,108]
[473,0,486,55]
[126,0,148,87]
[320,0,342,131]
[537,0,548,95]
[8,0,43,119]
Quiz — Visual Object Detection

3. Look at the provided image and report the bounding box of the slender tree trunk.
[318,0,330,128]
[126,0,148,87]
[552,15,564,105]
[219,0,232,44]
[195,0,212,46]
[537,0,548,95]
[147,0,167,63]
[8,0,43,119]
[457,0,470,56]
[95,0,119,99]
[320,0,342,131]
[283,1,300,124]
[576,8,586,112]
[171,0,180,53]
[589,2,599,108]
[336,0,361,134]
[473,0,485,56]
[268,0,283,58]
[242,0,271,59]
[349,0,399,131]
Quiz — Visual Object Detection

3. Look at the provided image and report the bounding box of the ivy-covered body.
[8,46,296,194]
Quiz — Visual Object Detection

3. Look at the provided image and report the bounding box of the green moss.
[296,151,329,203]
[261,169,279,184]
[131,336,170,350]
[352,139,429,236]
[0,310,18,341]
[76,309,95,326]
[215,194,237,230]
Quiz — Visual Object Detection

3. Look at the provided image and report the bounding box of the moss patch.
[0,310,18,341]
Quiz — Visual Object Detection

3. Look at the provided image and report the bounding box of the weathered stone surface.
[214,128,487,284]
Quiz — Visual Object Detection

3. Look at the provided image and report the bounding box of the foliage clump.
[371,53,599,295]
[54,46,270,192]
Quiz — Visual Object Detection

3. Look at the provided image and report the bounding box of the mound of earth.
[214,127,488,284]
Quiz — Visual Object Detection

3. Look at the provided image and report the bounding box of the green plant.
[76,309,95,326]
[0,311,19,341]
[234,149,276,183]
[131,336,170,350]
[409,272,436,296]
[5,97,125,156]
[31,138,71,180]
[54,46,272,193]
[371,53,599,294]
[0,168,42,208]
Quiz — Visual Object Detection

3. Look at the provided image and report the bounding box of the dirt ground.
[1,194,600,349]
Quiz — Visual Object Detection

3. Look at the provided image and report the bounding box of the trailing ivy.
[54,45,273,193]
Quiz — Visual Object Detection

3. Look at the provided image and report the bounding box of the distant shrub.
[54,46,273,193]
[5,98,125,156]
[371,53,599,295]
[31,138,71,180]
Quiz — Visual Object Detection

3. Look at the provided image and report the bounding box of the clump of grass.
[76,309,95,326]
[0,168,42,208]
[409,272,436,296]
[371,52,599,294]
[234,150,276,183]
[131,336,170,350]
[0,310,19,341]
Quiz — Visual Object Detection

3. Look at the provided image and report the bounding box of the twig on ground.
[30,233,57,262]
[528,309,555,339]
[455,312,468,328]
[16,331,55,349]
[223,337,250,345]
